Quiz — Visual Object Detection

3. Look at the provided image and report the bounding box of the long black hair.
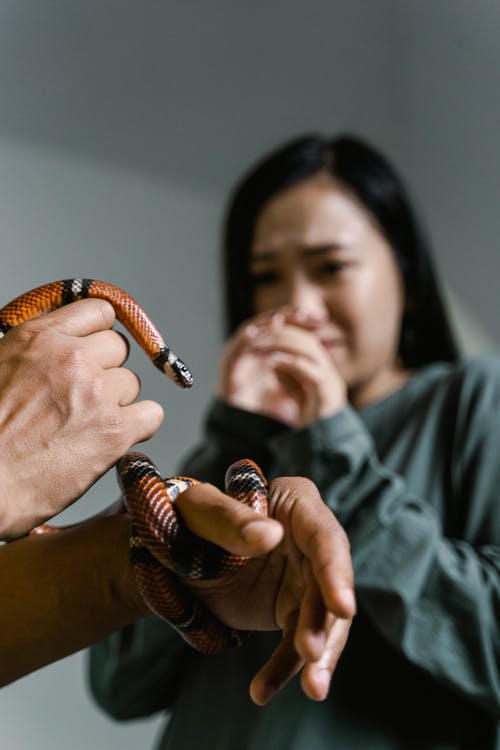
[222,134,460,368]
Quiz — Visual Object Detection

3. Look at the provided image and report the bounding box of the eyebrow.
[250,243,349,261]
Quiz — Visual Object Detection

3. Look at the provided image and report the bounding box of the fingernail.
[242,520,271,544]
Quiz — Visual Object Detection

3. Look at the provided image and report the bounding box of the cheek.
[361,274,405,350]
[331,273,404,351]
[252,286,288,315]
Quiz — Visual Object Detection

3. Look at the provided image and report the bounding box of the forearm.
[0,513,146,687]
[348,503,500,714]
[270,407,500,713]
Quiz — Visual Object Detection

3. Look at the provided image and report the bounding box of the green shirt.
[89,357,500,749]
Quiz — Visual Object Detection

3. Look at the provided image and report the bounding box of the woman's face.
[249,173,409,407]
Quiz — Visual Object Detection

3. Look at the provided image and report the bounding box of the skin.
[218,172,411,425]
[177,477,355,705]
[0,479,354,706]
[0,299,164,540]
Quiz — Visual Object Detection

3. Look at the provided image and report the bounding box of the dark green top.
[89,357,500,749]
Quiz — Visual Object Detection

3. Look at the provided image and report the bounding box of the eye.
[317,260,347,276]
[249,269,281,286]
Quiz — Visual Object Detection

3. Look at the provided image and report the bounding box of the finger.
[300,617,352,701]
[273,353,323,387]
[280,307,329,330]
[105,367,141,406]
[270,477,356,619]
[250,325,329,363]
[217,325,260,395]
[296,513,355,619]
[42,298,116,336]
[249,611,303,706]
[239,309,290,335]
[121,399,164,443]
[272,353,325,408]
[294,572,335,662]
[81,330,130,369]
[246,306,324,331]
[248,307,328,334]
[175,482,283,557]
[273,356,345,420]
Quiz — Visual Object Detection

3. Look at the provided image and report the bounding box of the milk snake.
[0,279,268,654]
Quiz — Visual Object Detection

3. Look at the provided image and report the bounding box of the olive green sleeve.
[175,399,288,488]
[88,617,194,719]
[270,401,500,716]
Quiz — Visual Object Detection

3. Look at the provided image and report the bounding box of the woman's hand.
[176,477,355,705]
[217,310,347,428]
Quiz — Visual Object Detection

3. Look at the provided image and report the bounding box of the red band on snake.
[0,279,268,654]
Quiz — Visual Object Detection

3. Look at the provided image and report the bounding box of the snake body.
[0,279,268,654]
[0,278,193,387]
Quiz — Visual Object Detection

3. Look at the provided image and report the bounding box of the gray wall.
[0,2,499,747]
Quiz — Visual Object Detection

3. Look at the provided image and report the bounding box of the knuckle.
[130,369,141,391]
[85,372,106,402]
[91,299,116,328]
[11,319,45,347]
[98,411,128,449]
[56,344,86,370]
[333,522,351,551]
[283,475,320,497]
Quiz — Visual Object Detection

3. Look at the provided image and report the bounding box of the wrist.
[0,470,32,541]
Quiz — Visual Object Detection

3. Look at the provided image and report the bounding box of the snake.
[0,278,268,654]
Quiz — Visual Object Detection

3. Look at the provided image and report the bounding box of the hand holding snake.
[0,279,354,702]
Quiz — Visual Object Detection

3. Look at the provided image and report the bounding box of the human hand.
[175,476,355,705]
[217,310,347,428]
[0,299,164,540]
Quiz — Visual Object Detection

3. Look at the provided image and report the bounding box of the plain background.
[0,1,499,747]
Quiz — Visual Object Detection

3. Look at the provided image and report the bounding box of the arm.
[89,400,286,718]
[4,476,354,699]
[0,513,146,686]
[89,315,331,717]
[218,313,500,713]
[89,471,355,715]
[270,378,500,715]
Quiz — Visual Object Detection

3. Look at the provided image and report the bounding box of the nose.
[288,274,329,323]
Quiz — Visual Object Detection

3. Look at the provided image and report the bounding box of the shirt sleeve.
[269,387,500,716]
[175,399,289,487]
[88,617,195,719]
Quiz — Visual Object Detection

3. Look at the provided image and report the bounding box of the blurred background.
[0,1,499,746]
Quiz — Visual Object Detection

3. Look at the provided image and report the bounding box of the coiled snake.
[0,278,268,654]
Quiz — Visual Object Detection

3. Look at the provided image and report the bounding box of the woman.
[89,135,500,749]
